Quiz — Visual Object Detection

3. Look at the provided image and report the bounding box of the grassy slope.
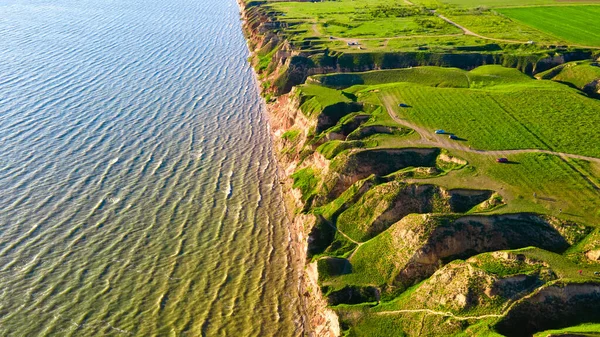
[261,0,596,54]
[499,6,600,46]
[425,151,600,223]
[422,0,600,7]
[537,60,600,90]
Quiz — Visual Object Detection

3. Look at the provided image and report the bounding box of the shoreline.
[237,1,340,336]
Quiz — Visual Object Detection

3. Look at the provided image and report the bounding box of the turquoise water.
[0,0,303,335]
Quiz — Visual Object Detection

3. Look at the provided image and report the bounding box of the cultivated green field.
[410,0,600,7]
[443,9,565,44]
[376,69,600,157]
[425,151,600,223]
[499,6,600,46]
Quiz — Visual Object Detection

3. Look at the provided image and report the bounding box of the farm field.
[421,151,600,223]
[442,10,566,44]
[499,6,600,47]
[258,0,600,55]
[373,68,600,157]
[306,65,600,222]
[269,1,460,40]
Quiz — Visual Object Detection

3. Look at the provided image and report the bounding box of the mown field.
[499,6,600,46]
[376,67,600,157]
[425,151,600,223]
[268,1,460,40]
[443,9,564,44]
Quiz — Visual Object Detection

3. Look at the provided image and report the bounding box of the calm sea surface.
[0,0,303,335]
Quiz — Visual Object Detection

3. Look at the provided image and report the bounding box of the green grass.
[443,9,562,44]
[428,0,600,7]
[425,151,600,224]
[283,63,600,336]
[297,84,352,117]
[378,69,600,157]
[291,167,320,202]
[336,181,406,242]
[316,65,535,89]
[499,6,600,47]
[432,0,554,7]
[281,129,301,142]
[314,66,471,88]
[262,0,568,54]
[473,252,543,276]
[296,65,600,223]
[317,140,378,160]
[269,1,459,39]
[517,247,600,280]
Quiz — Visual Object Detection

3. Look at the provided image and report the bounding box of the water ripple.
[0,0,303,335]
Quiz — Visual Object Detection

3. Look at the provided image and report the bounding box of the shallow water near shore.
[0,0,303,335]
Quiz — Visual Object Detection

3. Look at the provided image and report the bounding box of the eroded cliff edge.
[238,1,600,336]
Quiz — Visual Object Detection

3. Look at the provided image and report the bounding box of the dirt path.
[380,95,600,166]
[376,308,503,321]
[317,214,366,260]
[311,23,320,37]
[318,215,364,258]
[436,13,529,44]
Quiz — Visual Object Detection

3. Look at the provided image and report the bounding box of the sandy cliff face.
[267,92,341,337]
[239,1,340,334]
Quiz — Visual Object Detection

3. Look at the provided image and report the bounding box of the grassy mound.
[537,60,600,95]
[324,214,588,296]
[321,148,440,202]
[313,65,534,89]
[336,181,493,242]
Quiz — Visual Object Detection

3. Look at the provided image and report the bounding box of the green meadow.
[499,6,600,46]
